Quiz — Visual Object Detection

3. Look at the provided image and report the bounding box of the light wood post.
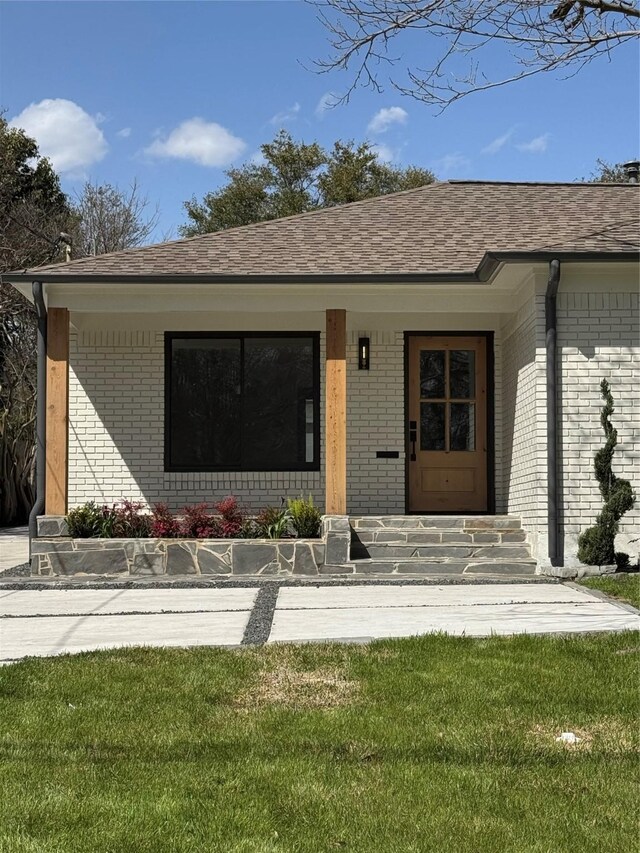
[325,309,347,515]
[45,308,69,515]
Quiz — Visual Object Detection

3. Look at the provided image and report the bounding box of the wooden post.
[45,308,69,516]
[325,309,347,515]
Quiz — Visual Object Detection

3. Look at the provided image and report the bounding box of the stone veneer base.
[32,515,349,578]
[31,537,326,578]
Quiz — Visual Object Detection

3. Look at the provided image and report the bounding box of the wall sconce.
[358,337,370,370]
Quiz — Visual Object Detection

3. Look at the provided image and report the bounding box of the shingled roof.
[8,181,640,281]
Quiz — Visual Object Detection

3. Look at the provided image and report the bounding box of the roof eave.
[2,250,637,286]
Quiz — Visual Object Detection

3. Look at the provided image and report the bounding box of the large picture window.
[165,333,320,472]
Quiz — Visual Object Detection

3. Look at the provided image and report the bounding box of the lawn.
[1,633,638,853]
[578,573,640,610]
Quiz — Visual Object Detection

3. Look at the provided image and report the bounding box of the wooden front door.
[408,335,488,513]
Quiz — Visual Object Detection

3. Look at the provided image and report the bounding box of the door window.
[419,349,477,452]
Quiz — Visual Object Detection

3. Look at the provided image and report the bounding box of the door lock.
[409,420,417,461]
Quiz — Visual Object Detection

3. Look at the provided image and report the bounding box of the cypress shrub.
[577,380,635,566]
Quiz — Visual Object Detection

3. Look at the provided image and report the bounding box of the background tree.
[1,115,162,524]
[182,131,435,235]
[312,1,640,109]
[72,180,160,256]
[584,158,631,182]
[0,115,74,525]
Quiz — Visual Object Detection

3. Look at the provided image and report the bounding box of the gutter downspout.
[28,282,46,559]
[545,260,561,566]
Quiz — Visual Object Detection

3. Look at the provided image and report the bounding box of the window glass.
[243,338,314,470]
[450,403,476,451]
[420,402,446,451]
[420,350,445,398]
[450,350,475,399]
[167,335,318,471]
[170,338,241,468]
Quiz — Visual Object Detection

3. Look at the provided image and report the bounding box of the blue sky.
[2,0,638,239]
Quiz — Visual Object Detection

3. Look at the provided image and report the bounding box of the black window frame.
[164,331,321,473]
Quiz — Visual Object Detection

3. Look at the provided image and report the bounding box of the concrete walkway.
[1,582,637,662]
[0,527,29,574]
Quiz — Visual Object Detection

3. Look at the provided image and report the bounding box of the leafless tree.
[312,1,640,109]
[73,180,160,257]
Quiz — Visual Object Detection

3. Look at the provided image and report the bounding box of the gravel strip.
[0,562,30,578]
[242,584,282,645]
[0,575,558,591]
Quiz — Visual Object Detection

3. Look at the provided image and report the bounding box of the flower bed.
[65,496,321,540]
[32,501,352,578]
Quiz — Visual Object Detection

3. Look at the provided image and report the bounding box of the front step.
[350,515,523,531]
[346,515,534,577]
[320,558,537,577]
[351,542,531,560]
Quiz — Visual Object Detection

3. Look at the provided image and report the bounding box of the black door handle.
[409,421,417,461]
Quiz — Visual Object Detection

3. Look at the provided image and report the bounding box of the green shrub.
[578,380,636,566]
[66,502,107,538]
[287,494,321,538]
[255,505,290,539]
[614,552,631,571]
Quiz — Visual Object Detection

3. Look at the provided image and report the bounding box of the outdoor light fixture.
[358,337,370,370]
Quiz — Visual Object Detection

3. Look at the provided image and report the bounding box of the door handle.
[409,421,417,461]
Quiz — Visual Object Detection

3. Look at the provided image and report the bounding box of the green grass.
[578,573,640,609]
[1,633,638,853]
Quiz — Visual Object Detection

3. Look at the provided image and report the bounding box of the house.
[5,180,639,576]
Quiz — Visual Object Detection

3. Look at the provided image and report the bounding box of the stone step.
[352,529,527,546]
[350,542,532,560]
[349,516,523,532]
[343,558,537,577]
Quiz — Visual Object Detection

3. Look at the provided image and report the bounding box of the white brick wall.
[557,291,640,563]
[347,330,405,514]
[69,330,325,512]
[68,292,638,566]
[69,322,505,517]
[501,297,545,554]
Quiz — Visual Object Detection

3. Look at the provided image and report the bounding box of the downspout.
[545,260,561,566]
[28,282,46,558]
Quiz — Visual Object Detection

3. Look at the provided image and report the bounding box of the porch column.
[325,309,347,515]
[45,308,69,515]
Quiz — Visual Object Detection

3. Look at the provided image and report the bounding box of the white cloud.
[367,106,408,134]
[145,118,246,167]
[517,133,550,154]
[9,98,108,174]
[268,102,301,126]
[482,128,514,155]
[431,152,471,178]
[370,143,397,163]
[315,91,338,118]
[116,127,131,139]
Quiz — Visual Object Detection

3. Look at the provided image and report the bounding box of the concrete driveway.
[0,527,29,574]
[1,582,637,662]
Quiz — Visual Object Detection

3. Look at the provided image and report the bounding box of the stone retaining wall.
[31,537,326,577]
[32,515,349,577]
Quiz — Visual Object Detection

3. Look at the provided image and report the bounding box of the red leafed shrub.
[180,502,216,538]
[109,499,152,538]
[150,502,181,538]
[213,495,245,538]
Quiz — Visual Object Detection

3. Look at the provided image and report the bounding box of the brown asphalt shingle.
[10,182,640,279]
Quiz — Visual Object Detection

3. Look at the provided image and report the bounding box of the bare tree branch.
[72,180,160,257]
[311,1,640,108]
